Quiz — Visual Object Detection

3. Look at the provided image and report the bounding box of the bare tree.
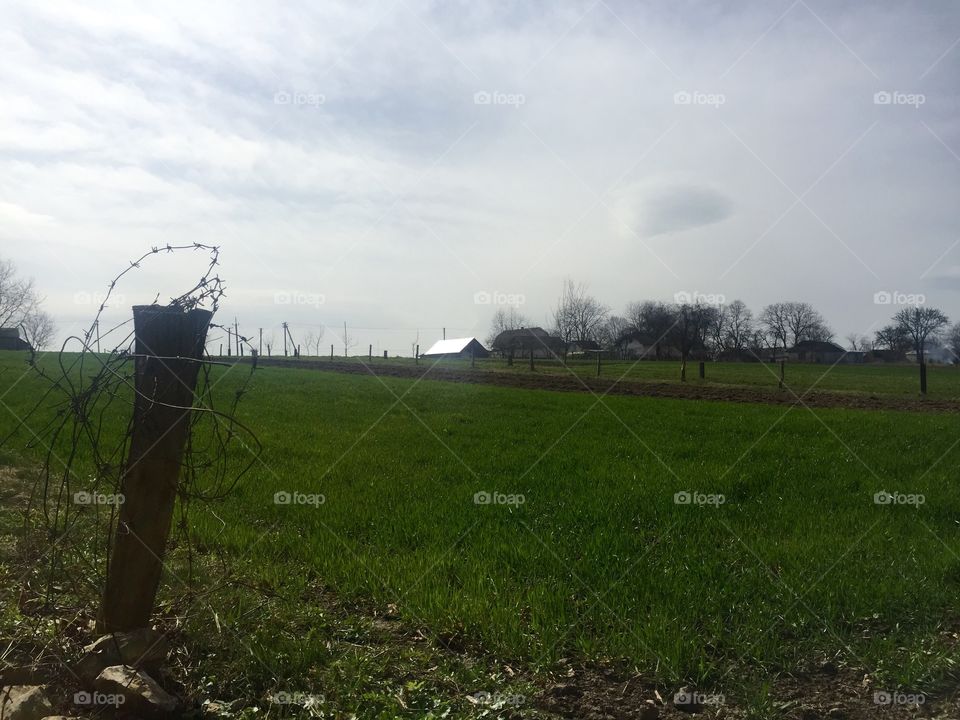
[486,306,529,346]
[342,322,358,357]
[845,333,872,351]
[601,315,631,354]
[553,278,608,343]
[946,323,960,363]
[893,306,950,363]
[1,257,55,356]
[759,302,790,350]
[0,257,39,328]
[626,300,677,359]
[21,310,55,351]
[670,302,715,364]
[760,301,830,348]
[315,325,325,356]
[724,300,754,356]
[783,301,831,345]
[874,324,910,352]
[709,304,729,357]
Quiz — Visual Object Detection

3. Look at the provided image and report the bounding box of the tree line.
[489,278,959,363]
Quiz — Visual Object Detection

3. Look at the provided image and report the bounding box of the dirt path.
[255,358,960,414]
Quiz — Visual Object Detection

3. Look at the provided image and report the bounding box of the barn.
[491,327,566,359]
[421,337,489,359]
[787,340,854,364]
[0,328,31,351]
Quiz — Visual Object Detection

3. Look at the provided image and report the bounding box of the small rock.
[94,665,177,717]
[819,661,838,676]
[0,686,54,720]
[548,683,583,699]
[75,628,169,683]
[638,703,659,720]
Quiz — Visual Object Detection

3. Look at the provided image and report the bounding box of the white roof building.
[421,337,489,358]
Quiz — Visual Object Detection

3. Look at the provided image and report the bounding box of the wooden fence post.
[596,351,601,377]
[369,344,372,361]
[529,349,534,371]
[699,361,705,379]
[779,360,785,390]
[680,359,687,382]
[330,344,334,360]
[920,361,928,395]
[416,345,419,365]
[383,350,388,359]
[99,305,212,632]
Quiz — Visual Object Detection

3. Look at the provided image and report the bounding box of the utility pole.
[234,318,239,356]
[282,322,288,356]
[259,328,263,356]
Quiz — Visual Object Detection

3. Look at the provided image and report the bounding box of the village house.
[787,340,861,364]
[491,327,565,359]
[0,328,31,351]
[421,337,489,360]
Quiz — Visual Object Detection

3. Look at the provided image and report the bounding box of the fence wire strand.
[1,244,260,674]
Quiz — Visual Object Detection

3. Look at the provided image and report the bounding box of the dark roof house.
[491,327,565,358]
[0,327,31,352]
[787,340,857,364]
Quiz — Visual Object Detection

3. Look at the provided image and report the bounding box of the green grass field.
[2,350,959,715]
[259,353,960,400]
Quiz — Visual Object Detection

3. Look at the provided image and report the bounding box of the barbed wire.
[1,244,260,648]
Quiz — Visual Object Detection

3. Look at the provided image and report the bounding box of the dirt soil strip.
[254,359,960,414]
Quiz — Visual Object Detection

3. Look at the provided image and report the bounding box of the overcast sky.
[1,0,958,354]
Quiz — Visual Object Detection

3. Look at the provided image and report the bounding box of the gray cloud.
[0,0,958,352]
[634,184,735,237]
